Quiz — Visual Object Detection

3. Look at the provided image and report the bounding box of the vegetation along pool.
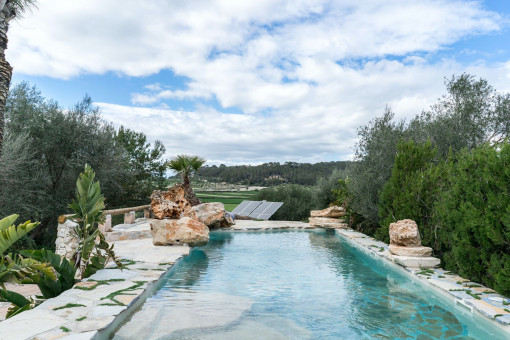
[113,230,506,339]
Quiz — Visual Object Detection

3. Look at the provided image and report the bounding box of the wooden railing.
[60,204,151,233]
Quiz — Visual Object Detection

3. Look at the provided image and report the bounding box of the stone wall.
[55,219,79,260]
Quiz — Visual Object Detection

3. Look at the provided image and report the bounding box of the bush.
[255,185,319,221]
[347,108,407,232]
[435,143,510,295]
[377,140,446,248]
[315,169,346,208]
[348,74,510,233]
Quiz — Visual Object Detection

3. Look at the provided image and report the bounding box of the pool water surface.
[113,230,504,339]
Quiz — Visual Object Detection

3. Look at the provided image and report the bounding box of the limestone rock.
[389,219,421,246]
[388,245,432,257]
[310,206,345,218]
[150,184,192,219]
[391,255,440,268]
[309,217,347,229]
[55,219,79,260]
[151,217,209,247]
[182,202,235,229]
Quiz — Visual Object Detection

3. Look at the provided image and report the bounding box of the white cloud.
[8,0,510,164]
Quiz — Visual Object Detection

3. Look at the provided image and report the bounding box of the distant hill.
[194,161,351,186]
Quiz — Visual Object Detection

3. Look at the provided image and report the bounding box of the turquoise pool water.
[113,230,505,339]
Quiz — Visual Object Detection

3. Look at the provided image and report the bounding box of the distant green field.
[195,191,259,212]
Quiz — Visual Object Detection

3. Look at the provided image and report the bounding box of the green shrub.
[377,140,446,248]
[435,143,510,295]
[255,185,319,221]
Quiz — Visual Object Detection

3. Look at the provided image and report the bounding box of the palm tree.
[167,154,206,206]
[0,0,37,159]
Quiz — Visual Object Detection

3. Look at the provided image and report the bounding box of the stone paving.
[0,219,509,339]
[0,238,189,340]
[335,228,510,331]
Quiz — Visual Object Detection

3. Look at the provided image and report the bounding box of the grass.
[466,290,482,300]
[74,278,126,290]
[416,268,435,276]
[195,190,259,212]
[100,281,146,306]
[60,326,71,332]
[76,316,87,321]
[53,303,86,311]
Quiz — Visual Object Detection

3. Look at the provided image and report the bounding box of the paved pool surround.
[0,219,508,339]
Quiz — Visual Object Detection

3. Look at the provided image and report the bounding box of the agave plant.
[69,164,121,279]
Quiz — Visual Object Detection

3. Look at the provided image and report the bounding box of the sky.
[8,0,510,165]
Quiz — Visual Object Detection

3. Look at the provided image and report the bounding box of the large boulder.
[182,202,235,229]
[150,217,209,247]
[389,219,421,246]
[150,184,192,219]
[310,206,345,218]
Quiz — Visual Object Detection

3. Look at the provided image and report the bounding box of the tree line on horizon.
[194,161,351,186]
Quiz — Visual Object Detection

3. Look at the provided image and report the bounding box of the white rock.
[151,217,209,247]
[388,245,432,257]
[391,255,440,268]
[310,206,345,218]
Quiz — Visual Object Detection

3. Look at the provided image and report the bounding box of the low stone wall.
[55,219,79,260]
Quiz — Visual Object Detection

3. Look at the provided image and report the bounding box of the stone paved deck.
[0,239,189,340]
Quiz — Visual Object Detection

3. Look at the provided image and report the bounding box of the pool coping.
[334,228,510,337]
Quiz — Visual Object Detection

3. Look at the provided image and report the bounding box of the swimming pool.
[113,230,505,339]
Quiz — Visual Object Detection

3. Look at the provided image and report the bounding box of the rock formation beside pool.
[308,206,347,229]
[389,219,422,246]
[182,202,235,229]
[150,189,236,246]
[388,219,439,268]
[150,184,193,219]
[310,206,346,218]
[151,217,209,247]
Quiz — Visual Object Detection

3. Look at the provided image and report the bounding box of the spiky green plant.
[0,214,54,284]
[167,155,206,206]
[20,249,76,298]
[69,164,121,279]
[0,213,54,318]
[167,154,206,188]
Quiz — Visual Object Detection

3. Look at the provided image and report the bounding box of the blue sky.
[8,0,510,164]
